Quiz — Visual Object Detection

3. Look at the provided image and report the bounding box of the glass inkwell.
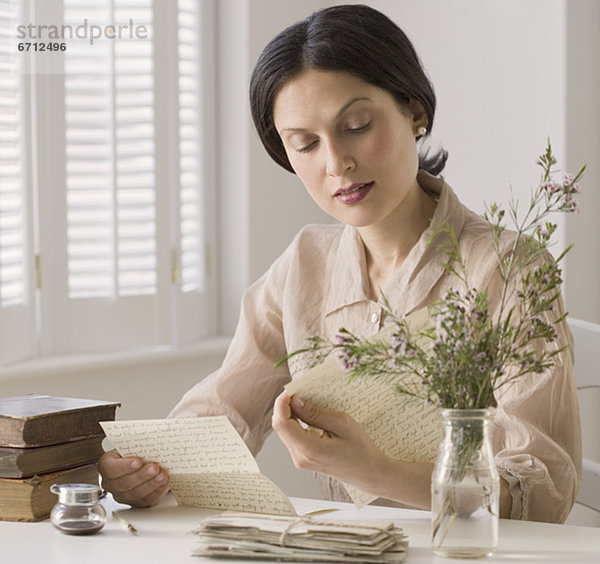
[50,483,107,535]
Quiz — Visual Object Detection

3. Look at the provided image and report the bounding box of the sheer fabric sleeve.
[486,252,582,523]
[168,245,293,456]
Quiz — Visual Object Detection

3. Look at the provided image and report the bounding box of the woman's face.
[273,69,426,229]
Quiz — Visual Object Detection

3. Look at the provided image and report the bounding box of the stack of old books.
[192,512,409,562]
[0,394,120,522]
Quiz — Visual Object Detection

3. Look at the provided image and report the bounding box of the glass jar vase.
[431,408,499,558]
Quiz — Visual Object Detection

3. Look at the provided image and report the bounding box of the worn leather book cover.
[0,436,105,478]
[0,463,99,522]
[0,395,120,448]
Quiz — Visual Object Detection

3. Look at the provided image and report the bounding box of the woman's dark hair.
[249,4,448,176]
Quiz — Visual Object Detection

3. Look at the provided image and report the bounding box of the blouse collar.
[323,171,467,317]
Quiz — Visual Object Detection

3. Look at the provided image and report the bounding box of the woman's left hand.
[271,390,386,490]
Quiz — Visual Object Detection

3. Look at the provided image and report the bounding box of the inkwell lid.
[50,483,105,505]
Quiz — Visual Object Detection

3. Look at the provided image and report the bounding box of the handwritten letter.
[101,416,296,516]
[285,307,443,507]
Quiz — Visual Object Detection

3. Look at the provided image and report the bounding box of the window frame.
[0,0,217,364]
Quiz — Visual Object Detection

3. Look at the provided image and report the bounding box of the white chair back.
[566,318,600,526]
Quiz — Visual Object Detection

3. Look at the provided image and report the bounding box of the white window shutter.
[37,0,168,354]
[64,1,157,299]
[0,0,36,363]
[174,0,217,344]
[178,0,204,294]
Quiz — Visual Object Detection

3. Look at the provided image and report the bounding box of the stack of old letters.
[191,511,408,562]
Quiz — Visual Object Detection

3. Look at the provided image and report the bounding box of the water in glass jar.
[432,481,499,559]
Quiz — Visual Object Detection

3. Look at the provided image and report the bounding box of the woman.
[99,4,580,522]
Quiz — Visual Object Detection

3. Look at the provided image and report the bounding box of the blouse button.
[370,312,380,324]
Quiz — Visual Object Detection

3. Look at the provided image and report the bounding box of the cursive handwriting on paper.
[101,416,296,516]
[285,307,442,507]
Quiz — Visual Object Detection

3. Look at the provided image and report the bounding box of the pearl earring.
[417,126,427,137]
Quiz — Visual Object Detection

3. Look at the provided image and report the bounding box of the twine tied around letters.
[278,508,396,548]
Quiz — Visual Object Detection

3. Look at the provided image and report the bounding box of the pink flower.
[542,181,561,194]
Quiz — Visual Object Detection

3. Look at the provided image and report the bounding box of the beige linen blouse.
[169,171,581,523]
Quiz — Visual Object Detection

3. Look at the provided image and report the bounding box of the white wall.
[0,341,229,421]
[565,0,600,322]
[1,0,598,501]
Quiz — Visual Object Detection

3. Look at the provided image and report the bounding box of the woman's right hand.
[98,449,170,507]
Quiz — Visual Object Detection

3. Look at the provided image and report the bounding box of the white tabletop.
[2,494,599,563]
